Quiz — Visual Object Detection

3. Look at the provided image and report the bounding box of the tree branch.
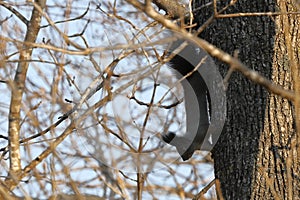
[7,0,46,177]
[152,0,187,19]
[192,179,215,200]
[0,1,28,25]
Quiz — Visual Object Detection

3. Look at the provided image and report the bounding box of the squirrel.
[162,41,211,161]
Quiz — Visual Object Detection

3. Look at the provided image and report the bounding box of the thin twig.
[0,1,28,25]
[40,2,90,28]
[0,14,13,25]
[192,179,216,200]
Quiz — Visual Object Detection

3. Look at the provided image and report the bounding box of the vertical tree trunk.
[194,0,299,198]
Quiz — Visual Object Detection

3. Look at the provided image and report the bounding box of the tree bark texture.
[194,0,299,199]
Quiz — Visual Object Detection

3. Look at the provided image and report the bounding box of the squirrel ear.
[162,132,176,144]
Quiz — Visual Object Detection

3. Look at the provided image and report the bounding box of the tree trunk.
[194,0,299,199]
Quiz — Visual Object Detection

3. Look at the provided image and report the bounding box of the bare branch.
[193,179,215,200]
[0,14,13,25]
[152,0,187,19]
[8,0,46,177]
[0,1,28,25]
[5,123,75,191]
[40,2,90,28]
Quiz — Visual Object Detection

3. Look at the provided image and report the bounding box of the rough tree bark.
[194,0,299,199]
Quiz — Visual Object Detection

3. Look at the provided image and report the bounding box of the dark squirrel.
[162,42,212,161]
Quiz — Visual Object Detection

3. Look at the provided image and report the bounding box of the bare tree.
[0,1,217,199]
